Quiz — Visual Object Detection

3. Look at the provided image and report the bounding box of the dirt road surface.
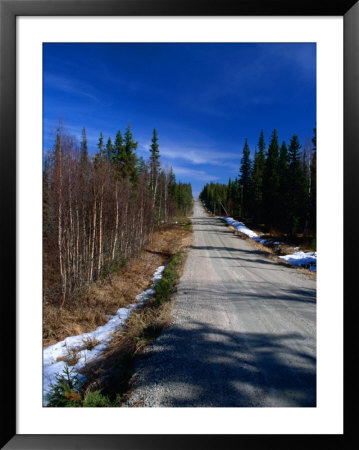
[127,200,316,407]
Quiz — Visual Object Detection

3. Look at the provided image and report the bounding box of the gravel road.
[126,200,316,407]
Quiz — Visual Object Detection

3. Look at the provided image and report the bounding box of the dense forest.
[200,128,316,236]
[43,124,192,306]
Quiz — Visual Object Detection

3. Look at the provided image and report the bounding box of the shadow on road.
[125,205,316,407]
[177,284,316,305]
[133,321,316,407]
[190,244,304,271]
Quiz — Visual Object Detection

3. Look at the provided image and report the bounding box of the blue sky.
[43,43,316,197]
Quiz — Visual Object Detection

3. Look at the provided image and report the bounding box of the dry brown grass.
[77,228,191,402]
[56,348,80,366]
[43,219,193,347]
[79,271,183,402]
[82,336,100,351]
[78,248,189,401]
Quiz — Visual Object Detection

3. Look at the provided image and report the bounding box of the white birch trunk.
[97,185,104,276]
[89,198,97,282]
[112,183,119,261]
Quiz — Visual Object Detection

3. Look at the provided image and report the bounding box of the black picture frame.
[1,0,357,448]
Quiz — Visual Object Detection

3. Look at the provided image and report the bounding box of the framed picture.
[1,0,357,448]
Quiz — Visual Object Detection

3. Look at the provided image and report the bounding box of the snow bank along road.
[127,200,316,407]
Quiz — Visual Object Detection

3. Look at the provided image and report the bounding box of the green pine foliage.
[239,138,252,218]
[277,140,289,227]
[105,137,114,163]
[172,181,193,215]
[113,129,125,177]
[168,167,176,197]
[200,127,316,237]
[43,123,193,304]
[46,365,83,407]
[95,126,192,216]
[46,365,120,407]
[97,132,105,154]
[149,128,160,192]
[80,127,89,169]
[124,124,138,175]
[262,129,280,228]
[226,178,239,218]
[286,134,309,235]
[153,251,183,307]
[199,182,232,216]
[103,125,139,182]
[250,130,266,223]
[136,156,147,175]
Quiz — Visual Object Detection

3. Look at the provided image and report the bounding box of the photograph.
[2,1,355,446]
[42,42,317,408]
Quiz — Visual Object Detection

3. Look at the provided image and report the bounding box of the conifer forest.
[200,128,316,237]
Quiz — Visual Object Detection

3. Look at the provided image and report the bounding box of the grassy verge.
[151,252,184,307]
[45,245,190,407]
[43,218,192,347]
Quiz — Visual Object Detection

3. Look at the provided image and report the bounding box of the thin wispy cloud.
[171,166,220,182]
[43,43,316,196]
[43,118,113,152]
[160,145,240,169]
[44,72,99,102]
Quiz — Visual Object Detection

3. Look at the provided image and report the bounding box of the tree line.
[200,128,316,236]
[43,124,192,306]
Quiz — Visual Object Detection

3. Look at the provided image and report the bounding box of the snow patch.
[222,217,260,240]
[43,265,165,405]
[279,251,317,271]
[222,217,317,272]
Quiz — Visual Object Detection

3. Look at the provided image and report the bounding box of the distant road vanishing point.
[127,199,316,407]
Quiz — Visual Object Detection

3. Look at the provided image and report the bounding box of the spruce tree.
[123,124,138,182]
[262,129,280,228]
[278,140,289,228]
[113,130,124,176]
[105,137,114,163]
[278,141,288,180]
[149,128,160,194]
[239,138,252,218]
[80,127,89,168]
[114,130,124,157]
[94,132,106,169]
[168,167,176,197]
[227,178,234,217]
[286,134,308,235]
[136,156,147,175]
[174,181,193,215]
[232,176,241,218]
[250,130,266,223]
[113,127,138,181]
[97,132,104,154]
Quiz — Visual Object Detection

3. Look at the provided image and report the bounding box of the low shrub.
[46,365,121,407]
[152,252,183,307]
[310,238,316,251]
[83,390,120,407]
[184,221,192,231]
[46,365,82,407]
